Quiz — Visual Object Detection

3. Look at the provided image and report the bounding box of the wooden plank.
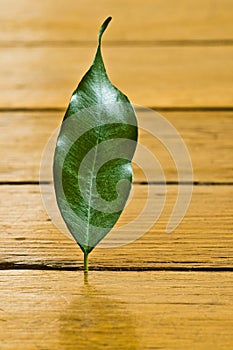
[0,112,232,182]
[0,270,233,350]
[1,0,233,43]
[1,47,233,108]
[1,185,233,269]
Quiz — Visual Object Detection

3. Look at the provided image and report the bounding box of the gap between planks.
[2,262,233,272]
[1,107,233,112]
[1,39,233,48]
[1,181,233,186]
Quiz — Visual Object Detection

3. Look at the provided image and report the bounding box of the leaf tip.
[98,16,112,43]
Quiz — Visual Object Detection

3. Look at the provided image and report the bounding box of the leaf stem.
[84,252,89,272]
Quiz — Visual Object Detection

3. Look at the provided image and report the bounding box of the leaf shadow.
[58,276,139,349]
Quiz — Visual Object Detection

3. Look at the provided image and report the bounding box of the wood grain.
[1,1,233,348]
[1,46,233,108]
[1,184,232,269]
[1,111,232,182]
[1,0,233,43]
[0,270,233,350]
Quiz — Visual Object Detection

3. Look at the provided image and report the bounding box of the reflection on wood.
[1,270,233,349]
[60,283,138,349]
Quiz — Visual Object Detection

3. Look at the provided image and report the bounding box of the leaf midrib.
[85,126,100,249]
[85,74,104,249]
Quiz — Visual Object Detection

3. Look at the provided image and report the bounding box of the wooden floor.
[1,1,233,349]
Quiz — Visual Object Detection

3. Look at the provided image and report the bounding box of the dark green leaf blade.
[53,17,138,256]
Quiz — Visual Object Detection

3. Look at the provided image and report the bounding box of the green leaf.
[53,17,138,270]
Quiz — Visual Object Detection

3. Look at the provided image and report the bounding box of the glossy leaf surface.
[53,17,138,256]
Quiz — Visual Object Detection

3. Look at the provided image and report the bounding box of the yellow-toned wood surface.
[1,46,233,108]
[1,0,233,42]
[0,111,232,182]
[1,270,233,350]
[1,1,233,349]
[1,185,232,269]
